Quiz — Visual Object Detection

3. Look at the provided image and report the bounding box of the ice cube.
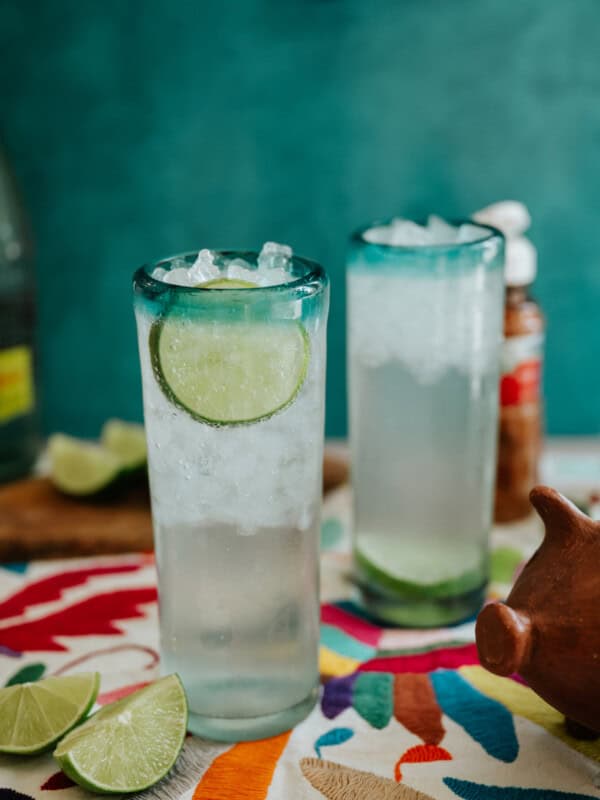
[163,267,194,286]
[364,219,429,247]
[227,260,255,281]
[256,267,290,287]
[188,248,219,284]
[426,215,460,245]
[258,241,293,270]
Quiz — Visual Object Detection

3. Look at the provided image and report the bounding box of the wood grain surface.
[0,451,349,562]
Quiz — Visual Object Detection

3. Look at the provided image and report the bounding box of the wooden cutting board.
[0,452,349,562]
[0,478,154,562]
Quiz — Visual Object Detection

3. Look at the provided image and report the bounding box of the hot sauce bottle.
[474,202,544,523]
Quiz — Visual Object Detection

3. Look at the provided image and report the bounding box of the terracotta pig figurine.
[476,485,600,736]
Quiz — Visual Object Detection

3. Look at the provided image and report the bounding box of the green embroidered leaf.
[5,663,46,686]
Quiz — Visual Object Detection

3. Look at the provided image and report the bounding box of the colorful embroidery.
[352,672,394,729]
[321,672,359,719]
[0,524,598,800]
[431,670,518,762]
[320,645,361,678]
[444,778,600,799]
[5,663,45,686]
[394,744,452,781]
[53,643,159,677]
[320,625,376,661]
[460,665,600,762]
[300,758,436,799]
[0,588,157,652]
[314,727,354,757]
[142,737,228,800]
[40,773,76,791]
[0,563,144,619]
[97,680,152,706]
[393,673,445,744]
[0,564,28,575]
[359,643,480,674]
[320,519,344,550]
[320,604,382,647]
[193,732,291,799]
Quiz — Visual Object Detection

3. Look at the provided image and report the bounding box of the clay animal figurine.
[476,485,600,736]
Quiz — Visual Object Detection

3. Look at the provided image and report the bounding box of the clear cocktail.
[347,218,504,626]
[133,244,329,740]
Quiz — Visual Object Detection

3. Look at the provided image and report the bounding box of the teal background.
[1,0,599,437]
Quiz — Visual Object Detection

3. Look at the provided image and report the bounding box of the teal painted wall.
[1,0,599,437]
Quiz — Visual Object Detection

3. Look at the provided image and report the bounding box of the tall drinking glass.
[133,250,329,741]
[347,221,504,627]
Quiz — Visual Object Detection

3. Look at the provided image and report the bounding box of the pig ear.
[529,485,591,540]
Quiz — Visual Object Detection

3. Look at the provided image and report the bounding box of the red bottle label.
[500,333,543,407]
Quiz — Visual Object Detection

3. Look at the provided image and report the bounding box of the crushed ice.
[364,215,489,247]
[152,242,293,287]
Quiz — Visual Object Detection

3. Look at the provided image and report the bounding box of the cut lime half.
[54,675,188,794]
[0,672,100,755]
[150,312,309,426]
[100,419,147,472]
[48,434,123,496]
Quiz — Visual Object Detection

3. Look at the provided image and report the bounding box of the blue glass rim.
[351,218,504,255]
[133,249,327,299]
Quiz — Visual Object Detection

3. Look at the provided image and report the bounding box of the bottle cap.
[472,201,531,237]
[504,236,537,287]
[472,201,537,287]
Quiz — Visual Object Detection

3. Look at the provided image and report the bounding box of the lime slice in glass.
[0,672,100,755]
[197,278,257,289]
[150,311,309,425]
[355,541,484,600]
[48,434,123,496]
[100,419,147,472]
[54,675,188,794]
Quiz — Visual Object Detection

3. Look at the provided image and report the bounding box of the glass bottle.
[0,142,38,482]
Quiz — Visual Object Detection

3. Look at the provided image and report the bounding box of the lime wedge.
[100,419,147,471]
[198,278,256,289]
[48,434,123,496]
[54,675,188,794]
[0,672,100,755]
[150,314,309,425]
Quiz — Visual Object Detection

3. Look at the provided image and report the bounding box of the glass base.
[357,583,487,628]
[187,685,319,742]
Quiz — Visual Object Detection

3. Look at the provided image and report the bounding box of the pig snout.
[476,602,532,677]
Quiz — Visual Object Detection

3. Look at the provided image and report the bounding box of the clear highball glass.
[133,250,329,740]
[347,222,504,627]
